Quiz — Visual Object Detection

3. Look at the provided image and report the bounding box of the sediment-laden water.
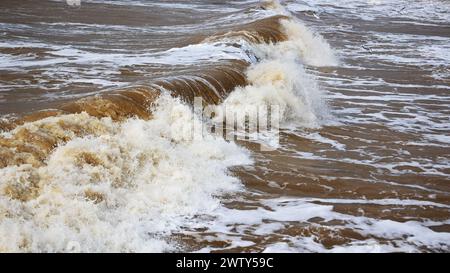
[0,0,449,252]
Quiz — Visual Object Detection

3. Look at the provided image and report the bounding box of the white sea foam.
[260,2,338,67]
[196,197,450,253]
[0,42,251,70]
[293,0,450,24]
[213,58,327,129]
[0,94,251,252]
[211,14,338,130]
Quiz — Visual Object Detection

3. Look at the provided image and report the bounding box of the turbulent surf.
[0,0,449,252]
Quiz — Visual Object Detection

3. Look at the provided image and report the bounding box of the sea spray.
[211,16,338,130]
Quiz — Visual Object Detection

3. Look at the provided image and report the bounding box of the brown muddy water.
[0,0,449,252]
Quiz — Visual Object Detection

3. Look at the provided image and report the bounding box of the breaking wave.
[0,0,337,252]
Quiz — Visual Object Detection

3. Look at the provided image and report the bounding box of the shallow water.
[0,0,449,252]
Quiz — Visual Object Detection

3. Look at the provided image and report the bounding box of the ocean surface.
[0,0,449,252]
